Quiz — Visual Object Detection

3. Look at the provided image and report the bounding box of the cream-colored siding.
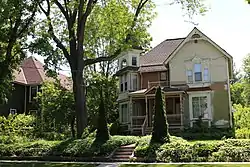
[169,40,228,83]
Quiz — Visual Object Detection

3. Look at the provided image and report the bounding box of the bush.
[109,121,121,135]
[151,86,169,143]
[0,135,139,157]
[0,114,35,143]
[134,136,250,162]
[236,128,250,139]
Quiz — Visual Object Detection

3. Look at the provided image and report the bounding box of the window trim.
[120,103,129,123]
[186,70,193,83]
[160,72,167,81]
[188,91,212,127]
[29,86,38,102]
[132,57,137,66]
[9,108,17,115]
[204,67,209,82]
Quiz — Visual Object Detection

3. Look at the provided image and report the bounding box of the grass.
[0,162,95,167]
[120,164,250,167]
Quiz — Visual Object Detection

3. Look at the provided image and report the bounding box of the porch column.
[130,97,133,132]
[145,96,148,119]
[180,94,183,129]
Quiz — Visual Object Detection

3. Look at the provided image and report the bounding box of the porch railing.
[166,114,183,127]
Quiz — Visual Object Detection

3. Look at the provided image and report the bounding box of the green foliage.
[151,86,169,143]
[230,82,245,106]
[36,81,75,138]
[95,90,109,141]
[0,0,39,101]
[0,135,139,157]
[135,136,250,162]
[0,114,35,143]
[87,73,118,128]
[235,128,250,139]
[233,104,250,130]
[109,120,122,135]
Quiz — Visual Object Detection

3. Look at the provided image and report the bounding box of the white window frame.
[186,70,193,83]
[194,63,202,82]
[131,73,138,91]
[9,108,17,115]
[160,72,167,81]
[204,67,209,82]
[120,103,129,123]
[29,86,38,102]
[132,57,137,66]
[188,91,212,127]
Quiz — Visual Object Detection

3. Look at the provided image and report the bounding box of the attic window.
[191,34,201,39]
[121,59,127,68]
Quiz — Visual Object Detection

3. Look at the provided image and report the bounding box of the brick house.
[0,56,71,116]
[115,27,233,135]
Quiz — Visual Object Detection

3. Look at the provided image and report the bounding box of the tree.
[36,81,75,138]
[151,86,169,143]
[242,54,250,106]
[0,0,39,103]
[86,73,118,128]
[33,0,206,138]
[231,83,245,106]
[95,89,109,141]
[231,63,242,84]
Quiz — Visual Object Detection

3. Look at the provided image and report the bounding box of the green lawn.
[120,164,250,167]
[0,163,95,167]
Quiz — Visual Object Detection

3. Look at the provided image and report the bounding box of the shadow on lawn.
[144,142,161,163]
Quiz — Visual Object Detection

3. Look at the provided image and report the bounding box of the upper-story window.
[120,73,128,92]
[187,70,193,83]
[132,74,138,90]
[194,63,202,82]
[160,72,167,81]
[204,67,209,82]
[120,76,124,92]
[121,59,127,68]
[124,74,128,91]
[132,57,137,66]
[29,86,38,102]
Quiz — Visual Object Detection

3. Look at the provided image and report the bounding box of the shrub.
[151,86,169,143]
[109,121,121,135]
[0,135,139,157]
[235,128,250,139]
[96,91,109,141]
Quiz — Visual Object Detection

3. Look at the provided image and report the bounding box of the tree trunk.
[72,67,87,138]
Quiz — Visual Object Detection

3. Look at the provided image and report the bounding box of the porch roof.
[145,86,185,95]
[129,89,147,96]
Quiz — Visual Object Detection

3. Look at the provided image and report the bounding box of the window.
[121,104,128,123]
[124,74,128,91]
[187,70,193,83]
[29,86,38,102]
[160,72,167,81]
[204,68,209,81]
[192,96,208,119]
[9,108,17,115]
[121,59,127,68]
[132,57,137,66]
[132,74,138,90]
[194,63,202,81]
[120,76,123,92]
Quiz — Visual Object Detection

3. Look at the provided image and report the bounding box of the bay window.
[132,74,138,90]
[187,70,193,83]
[120,103,128,123]
[204,67,209,81]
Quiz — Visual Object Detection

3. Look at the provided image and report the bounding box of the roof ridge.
[31,56,44,82]
[20,67,27,84]
[165,37,186,41]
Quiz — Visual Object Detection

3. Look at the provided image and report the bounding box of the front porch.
[129,91,185,135]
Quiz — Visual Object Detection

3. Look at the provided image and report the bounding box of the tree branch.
[39,0,71,62]
[84,0,148,66]
[54,0,70,22]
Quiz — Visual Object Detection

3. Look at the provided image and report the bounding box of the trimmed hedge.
[134,135,250,162]
[0,135,139,157]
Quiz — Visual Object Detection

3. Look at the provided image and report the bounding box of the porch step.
[111,144,135,162]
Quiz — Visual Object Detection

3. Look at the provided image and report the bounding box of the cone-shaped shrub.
[151,86,169,143]
[96,89,109,141]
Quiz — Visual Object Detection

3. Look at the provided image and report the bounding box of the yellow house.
[115,27,233,135]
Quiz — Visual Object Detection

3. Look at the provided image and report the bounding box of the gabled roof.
[14,56,72,89]
[140,38,184,66]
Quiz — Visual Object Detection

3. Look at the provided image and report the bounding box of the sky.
[34,0,250,73]
[149,0,250,70]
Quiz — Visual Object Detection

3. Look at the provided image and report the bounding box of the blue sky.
[150,0,250,70]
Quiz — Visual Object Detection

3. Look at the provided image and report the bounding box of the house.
[115,27,233,135]
[0,56,71,116]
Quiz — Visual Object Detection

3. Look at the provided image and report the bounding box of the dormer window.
[121,59,127,68]
[132,57,137,66]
